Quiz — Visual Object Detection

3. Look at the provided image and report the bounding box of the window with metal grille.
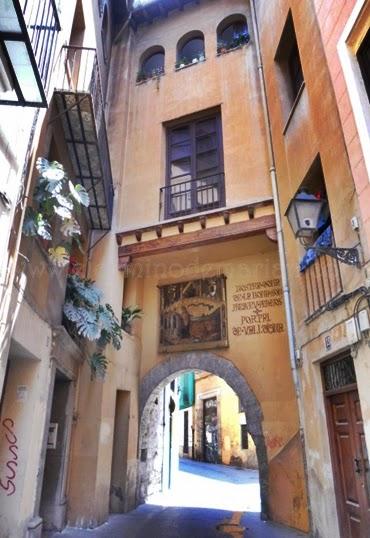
[322,356,356,393]
[357,28,370,104]
[164,112,225,219]
[241,424,249,450]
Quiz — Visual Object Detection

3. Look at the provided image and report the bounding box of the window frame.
[274,11,305,127]
[141,51,165,78]
[217,15,250,54]
[338,0,370,182]
[165,111,225,219]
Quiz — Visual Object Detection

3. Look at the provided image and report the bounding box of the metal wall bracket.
[310,246,360,267]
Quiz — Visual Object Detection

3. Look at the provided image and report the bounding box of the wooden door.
[203,397,218,463]
[328,389,370,537]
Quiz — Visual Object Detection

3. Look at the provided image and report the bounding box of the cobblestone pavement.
[45,459,308,538]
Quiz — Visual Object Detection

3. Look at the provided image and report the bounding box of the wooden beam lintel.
[118,214,276,269]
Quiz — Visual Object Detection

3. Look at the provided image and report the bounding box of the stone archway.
[139,351,269,519]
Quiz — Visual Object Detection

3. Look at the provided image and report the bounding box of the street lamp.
[285,191,360,267]
[0,0,50,107]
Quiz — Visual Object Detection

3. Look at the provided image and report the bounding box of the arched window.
[176,31,205,68]
[137,46,165,82]
[217,14,249,54]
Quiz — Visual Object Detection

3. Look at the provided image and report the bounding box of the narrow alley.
[1,1,370,537]
[45,459,307,538]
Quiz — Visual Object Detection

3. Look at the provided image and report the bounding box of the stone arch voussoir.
[139,351,269,519]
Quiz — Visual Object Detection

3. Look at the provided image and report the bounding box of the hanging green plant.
[22,158,90,267]
[121,305,143,334]
[63,273,123,379]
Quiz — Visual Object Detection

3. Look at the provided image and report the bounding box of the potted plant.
[217,40,227,54]
[122,305,143,334]
[136,69,147,83]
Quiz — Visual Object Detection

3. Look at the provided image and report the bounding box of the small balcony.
[53,46,114,230]
[160,173,225,220]
[0,0,60,107]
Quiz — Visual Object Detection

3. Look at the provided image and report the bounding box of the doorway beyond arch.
[138,351,269,519]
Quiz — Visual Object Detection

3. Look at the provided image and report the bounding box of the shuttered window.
[165,113,225,218]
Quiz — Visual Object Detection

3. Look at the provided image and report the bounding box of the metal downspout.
[250,1,312,529]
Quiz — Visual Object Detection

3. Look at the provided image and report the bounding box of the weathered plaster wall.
[130,238,309,531]
[255,0,370,536]
[193,372,257,468]
[111,0,271,230]
[312,0,370,256]
[0,300,53,538]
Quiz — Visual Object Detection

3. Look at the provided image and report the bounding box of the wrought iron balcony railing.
[160,173,225,220]
[54,46,114,230]
[0,0,60,106]
[302,254,343,319]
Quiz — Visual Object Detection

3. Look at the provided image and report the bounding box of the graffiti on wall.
[159,276,228,352]
[0,418,18,496]
[231,279,284,336]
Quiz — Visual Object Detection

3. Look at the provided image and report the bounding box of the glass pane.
[196,118,216,136]
[0,48,16,97]
[0,1,21,32]
[323,356,356,392]
[180,38,204,62]
[171,127,190,144]
[171,158,191,179]
[220,21,248,45]
[5,40,42,103]
[142,52,164,76]
[171,141,191,161]
[197,132,217,153]
[170,177,192,214]
[196,175,220,207]
[196,150,219,172]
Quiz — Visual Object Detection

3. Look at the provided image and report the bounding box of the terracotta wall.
[312,0,370,256]
[255,1,370,536]
[193,372,257,468]
[111,0,271,230]
[123,237,308,531]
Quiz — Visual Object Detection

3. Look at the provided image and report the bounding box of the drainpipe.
[250,0,312,527]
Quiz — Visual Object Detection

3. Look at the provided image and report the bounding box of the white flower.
[61,218,81,237]
[48,246,70,267]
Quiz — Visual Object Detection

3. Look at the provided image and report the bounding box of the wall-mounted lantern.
[285,191,360,267]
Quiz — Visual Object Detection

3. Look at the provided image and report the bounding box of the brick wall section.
[313,0,370,257]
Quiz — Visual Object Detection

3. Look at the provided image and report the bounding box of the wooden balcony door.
[327,388,370,537]
[166,113,224,217]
